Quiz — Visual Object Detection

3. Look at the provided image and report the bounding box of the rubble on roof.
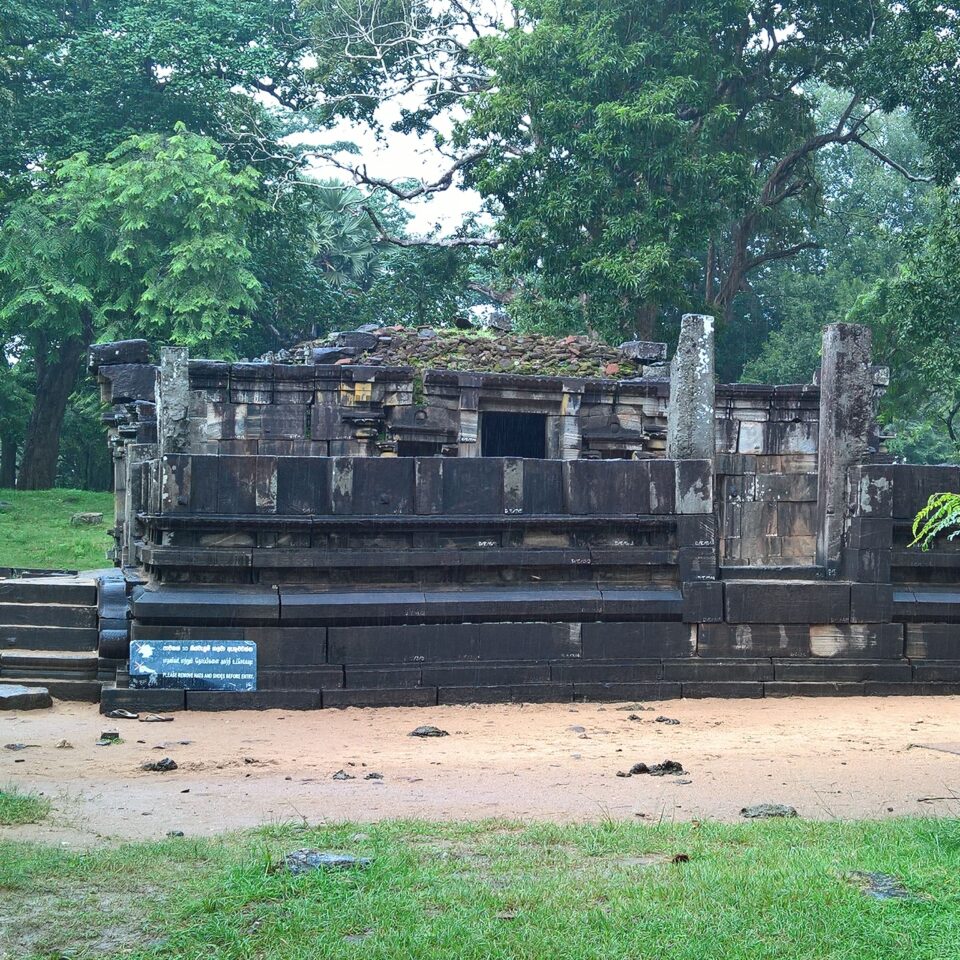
[258,326,669,380]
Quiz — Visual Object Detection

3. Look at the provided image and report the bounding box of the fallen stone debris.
[617,760,685,778]
[279,850,372,876]
[0,685,52,711]
[655,716,680,725]
[142,757,178,772]
[332,769,356,781]
[740,803,798,819]
[409,726,449,738]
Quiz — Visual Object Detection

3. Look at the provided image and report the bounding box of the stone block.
[868,681,960,695]
[662,658,773,681]
[890,464,960,519]
[565,460,650,515]
[99,363,157,404]
[681,581,724,623]
[698,623,808,658]
[276,457,332,515]
[131,585,279,624]
[904,623,960,659]
[100,686,185,713]
[808,623,903,659]
[850,583,893,623]
[345,665,422,689]
[581,622,695,659]
[845,518,893,550]
[573,681,681,701]
[724,581,850,624]
[773,659,911,682]
[764,681,866,696]
[0,684,52,710]
[755,472,818,502]
[90,339,151,370]
[676,460,713,514]
[328,624,478,663]
[327,687,439,708]
[737,421,766,454]
[477,622,581,661]
[257,667,343,690]
[599,587,683,619]
[440,683,573,704]
[423,663,551,686]
[911,661,960,682]
[186,691,321,710]
[667,313,715,460]
[841,548,891,584]
[550,660,662,682]
[681,681,765,698]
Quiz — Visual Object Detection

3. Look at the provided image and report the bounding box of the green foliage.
[851,190,960,460]
[739,101,935,386]
[452,1,955,340]
[911,493,960,550]
[0,128,263,352]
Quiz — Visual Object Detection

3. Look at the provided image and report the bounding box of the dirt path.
[3,697,960,846]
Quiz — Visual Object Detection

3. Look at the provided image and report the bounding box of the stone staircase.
[0,575,102,701]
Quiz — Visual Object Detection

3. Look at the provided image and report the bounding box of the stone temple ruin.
[3,317,960,711]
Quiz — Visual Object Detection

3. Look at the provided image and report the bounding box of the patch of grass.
[0,787,50,826]
[1,818,959,959]
[0,488,114,571]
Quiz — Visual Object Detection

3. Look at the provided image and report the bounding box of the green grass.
[0,787,50,826]
[0,488,114,570]
[1,818,958,959]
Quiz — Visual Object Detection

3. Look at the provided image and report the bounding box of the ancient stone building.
[3,318,958,710]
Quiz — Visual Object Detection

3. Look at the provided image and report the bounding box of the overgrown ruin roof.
[263,326,669,380]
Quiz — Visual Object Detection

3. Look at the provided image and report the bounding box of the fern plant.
[911,493,960,550]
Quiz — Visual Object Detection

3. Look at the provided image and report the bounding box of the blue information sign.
[129,640,257,691]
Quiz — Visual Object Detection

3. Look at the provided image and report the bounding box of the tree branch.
[851,136,935,183]
[362,205,499,248]
[745,241,821,272]
[310,147,490,200]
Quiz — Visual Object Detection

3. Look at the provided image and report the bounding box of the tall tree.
[0,129,262,488]
[307,1,960,340]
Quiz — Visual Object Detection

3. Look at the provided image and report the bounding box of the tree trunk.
[0,431,16,488]
[16,329,88,491]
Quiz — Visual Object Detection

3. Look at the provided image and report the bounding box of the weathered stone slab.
[724,581,850,624]
[0,685,52,710]
[667,313,715,461]
[699,623,808,658]
[808,624,903,659]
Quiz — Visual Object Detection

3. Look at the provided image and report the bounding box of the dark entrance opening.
[480,412,547,458]
[397,440,443,457]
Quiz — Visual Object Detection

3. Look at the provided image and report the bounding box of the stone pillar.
[667,314,715,461]
[157,346,190,457]
[815,323,874,576]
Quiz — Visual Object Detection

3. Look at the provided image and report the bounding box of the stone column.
[815,323,874,576]
[667,313,716,461]
[157,346,190,457]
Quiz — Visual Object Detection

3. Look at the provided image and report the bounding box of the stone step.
[720,565,825,581]
[0,677,101,702]
[1,650,99,670]
[0,625,98,652]
[0,577,97,606]
[0,603,97,628]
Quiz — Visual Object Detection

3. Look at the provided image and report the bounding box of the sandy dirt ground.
[2,697,960,846]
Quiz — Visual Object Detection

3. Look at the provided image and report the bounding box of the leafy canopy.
[0,128,262,351]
